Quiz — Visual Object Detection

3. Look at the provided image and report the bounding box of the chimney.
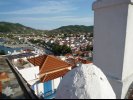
[93,0,133,99]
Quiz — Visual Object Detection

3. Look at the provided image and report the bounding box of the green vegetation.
[57,25,93,33]
[47,25,93,36]
[50,43,72,56]
[86,45,93,51]
[29,39,42,44]
[0,22,47,34]
[0,22,93,36]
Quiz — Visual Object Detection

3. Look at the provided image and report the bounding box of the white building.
[93,0,133,99]
[10,54,72,99]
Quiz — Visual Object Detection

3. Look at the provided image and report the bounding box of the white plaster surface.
[17,66,39,82]
[93,0,128,80]
[123,4,133,80]
[93,0,133,98]
[53,78,61,90]
[55,64,116,99]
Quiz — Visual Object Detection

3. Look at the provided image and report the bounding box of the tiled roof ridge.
[39,55,49,73]
[40,69,70,82]
[39,64,71,75]
[27,54,48,67]
[48,55,72,65]
[39,55,72,74]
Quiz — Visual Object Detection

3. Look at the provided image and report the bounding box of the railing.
[6,58,39,99]
[40,89,56,99]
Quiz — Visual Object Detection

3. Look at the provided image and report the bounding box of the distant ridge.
[0,22,47,34]
[0,22,93,35]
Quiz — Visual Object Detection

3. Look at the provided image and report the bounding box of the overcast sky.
[0,0,95,30]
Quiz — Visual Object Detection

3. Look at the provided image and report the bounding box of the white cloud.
[0,1,77,14]
[0,0,94,29]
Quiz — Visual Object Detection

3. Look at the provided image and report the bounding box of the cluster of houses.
[12,32,93,53]
[5,49,92,99]
[27,33,93,59]
[0,32,93,99]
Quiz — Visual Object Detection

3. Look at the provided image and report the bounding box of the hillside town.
[1,0,133,99]
[0,25,93,99]
[0,30,93,60]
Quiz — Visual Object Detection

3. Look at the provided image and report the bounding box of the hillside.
[0,22,93,35]
[48,25,93,34]
[0,22,46,34]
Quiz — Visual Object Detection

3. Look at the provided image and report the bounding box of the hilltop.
[48,25,93,35]
[0,22,93,35]
[0,22,47,34]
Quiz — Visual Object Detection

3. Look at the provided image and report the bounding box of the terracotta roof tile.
[28,55,47,68]
[65,54,72,57]
[28,55,72,74]
[40,69,70,82]
[80,59,92,64]
[0,72,10,81]
[39,55,71,74]
[66,58,92,68]
[0,82,2,94]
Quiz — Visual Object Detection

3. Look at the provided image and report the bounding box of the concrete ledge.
[93,0,133,10]
[6,59,39,99]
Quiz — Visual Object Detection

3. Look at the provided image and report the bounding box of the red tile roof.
[79,59,92,64]
[66,58,92,66]
[0,81,2,94]
[28,55,47,68]
[28,55,71,73]
[40,69,70,82]
[39,55,71,74]
[65,54,72,57]
[0,72,10,81]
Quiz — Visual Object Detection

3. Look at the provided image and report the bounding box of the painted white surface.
[53,78,61,90]
[93,0,133,98]
[93,0,128,80]
[32,83,44,96]
[17,66,39,82]
[121,4,133,98]
[123,3,133,80]
[93,0,133,10]
[34,83,38,95]
[38,83,44,95]
[55,64,116,99]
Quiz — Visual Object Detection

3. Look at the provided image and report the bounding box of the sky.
[0,0,95,30]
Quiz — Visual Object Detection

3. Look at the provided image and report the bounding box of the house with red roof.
[14,54,72,99]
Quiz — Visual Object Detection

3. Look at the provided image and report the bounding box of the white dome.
[55,64,116,99]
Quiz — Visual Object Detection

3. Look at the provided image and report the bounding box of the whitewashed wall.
[17,66,39,82]
[93,0,133,99]
[53,78,62,90]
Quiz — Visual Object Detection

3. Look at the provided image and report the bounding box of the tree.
[51,43,72,56]
[61,45,72,55]
[86,45,91,51]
